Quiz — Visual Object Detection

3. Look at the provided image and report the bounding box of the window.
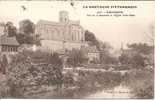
[2,46,5,51]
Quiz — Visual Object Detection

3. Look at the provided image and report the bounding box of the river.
[85,84,132,99]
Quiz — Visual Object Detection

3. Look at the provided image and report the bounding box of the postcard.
[0,0,154,99]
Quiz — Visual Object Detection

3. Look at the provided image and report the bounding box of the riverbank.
[0,68,153,99]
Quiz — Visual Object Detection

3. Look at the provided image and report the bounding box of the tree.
[145,23,155,45]
[118,53,131,65]
[127,43,154,66]
[85,30,100,49]
[67,49,88,67]
[6,50,63,97]
[119,43,154,69]
[19,19,35,34]
[99,42,116,64]
[16,19,41,45]
[5,21,17,37]
[127,43,153,55]
[130,53,145,68]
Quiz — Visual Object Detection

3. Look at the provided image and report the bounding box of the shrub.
[67,49,88,67]
[6,50,63,98]
[0,74,8,98]
[124,69,154,99]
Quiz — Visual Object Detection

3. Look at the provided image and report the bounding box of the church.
[35,11,87,52]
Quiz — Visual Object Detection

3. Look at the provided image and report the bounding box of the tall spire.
[121,42,123,50]
[120,42,124,54]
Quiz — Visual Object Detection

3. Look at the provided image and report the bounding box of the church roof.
[0,34,19,46]
[37,19,80,26]
[37,20,64,26]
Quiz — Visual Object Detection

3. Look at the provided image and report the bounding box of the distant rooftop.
[37,19,80,26]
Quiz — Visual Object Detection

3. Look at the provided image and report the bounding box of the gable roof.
[37,19,80,26]
[0,34,19,46]
[37,20,64,26]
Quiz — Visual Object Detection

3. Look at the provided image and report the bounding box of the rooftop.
[0,34,19,46]
[37,19,80,26]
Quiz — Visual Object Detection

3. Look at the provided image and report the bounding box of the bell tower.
[59,11,69,23]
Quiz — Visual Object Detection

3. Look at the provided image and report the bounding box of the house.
[0,34,19,54]
[0,30,19,74]
[82,46,100,63]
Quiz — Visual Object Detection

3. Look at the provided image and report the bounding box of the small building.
[0,34,19,53]
[82,46,100,63]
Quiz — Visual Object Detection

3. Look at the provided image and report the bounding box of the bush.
[6,50,63,98]
[0,74,8,98]
[67,49,88,67]
[124,69,154,99]
[64,70,122,91]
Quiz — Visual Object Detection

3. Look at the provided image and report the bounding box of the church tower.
[59,11,69,23]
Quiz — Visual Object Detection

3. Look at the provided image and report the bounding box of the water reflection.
[85,84,132,98]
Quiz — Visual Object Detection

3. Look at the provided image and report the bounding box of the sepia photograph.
[0,0,154,99]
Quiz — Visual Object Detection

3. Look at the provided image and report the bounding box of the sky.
[0,1,155,49]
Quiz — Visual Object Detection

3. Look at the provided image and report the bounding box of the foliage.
[4,20,40,45]
[6,50,63,98]
[67,49,88,67]
[118,53,131,65]
[124,69,154,99]
[119,43,154,69]
[0,74,8,98]
[5,21,17,37]
[130,54,145,68]
[85,30,117,65]
[63,70,122,98]
[119,53,145,69]
[62,70,122,98]
[19,19,35,34]
[99,42,117,64]
[127,43,154,55]
[16,19,41,45]
[16,33,41,45]
[85,30,100,49]
[0,54,8,74]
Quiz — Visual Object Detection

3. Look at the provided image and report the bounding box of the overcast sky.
[0,1,155,49]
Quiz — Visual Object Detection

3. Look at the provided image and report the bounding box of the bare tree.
[145,23,155,45]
